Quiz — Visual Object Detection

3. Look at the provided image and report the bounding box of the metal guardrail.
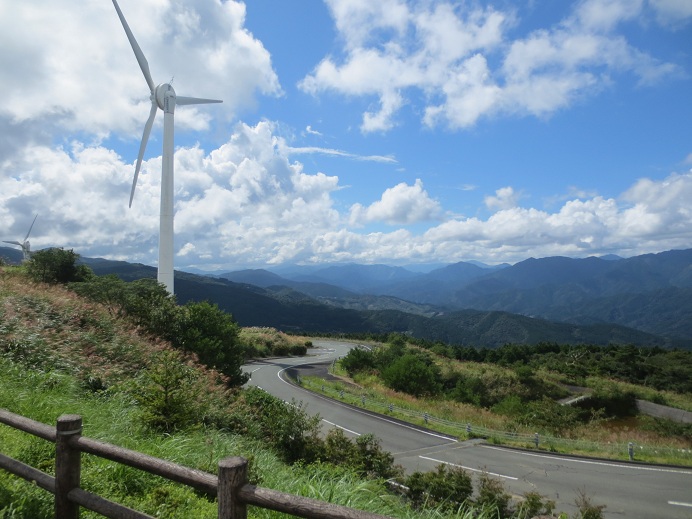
[298,376,692,462]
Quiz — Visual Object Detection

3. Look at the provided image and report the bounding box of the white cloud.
[300,0,681,131]
[648,0,692,25]
[2,116,691,268]
[0,0,280,140]
[281,145,397,163]
[484,186,521,211]
[573,0,644,32]
[349,179,442,226]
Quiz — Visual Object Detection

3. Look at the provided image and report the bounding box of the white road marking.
[669,501,692,508]
[419,455,518,480]
[482,445,692,475]
[322,420,361,436]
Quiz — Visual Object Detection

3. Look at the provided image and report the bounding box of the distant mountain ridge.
[218,249,692,341]
[3,246,690,347]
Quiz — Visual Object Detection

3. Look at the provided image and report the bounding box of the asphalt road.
[243,340,692,519]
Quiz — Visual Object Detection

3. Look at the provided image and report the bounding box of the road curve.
[243,340,692,519]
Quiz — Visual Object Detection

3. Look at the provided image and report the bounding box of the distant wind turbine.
[112,0,222,294]
[3,214,38,262]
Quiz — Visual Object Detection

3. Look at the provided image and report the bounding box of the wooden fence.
[0,408,391,519]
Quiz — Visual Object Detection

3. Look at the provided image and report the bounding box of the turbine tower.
[3,214,38,262]
[112,0,222,294]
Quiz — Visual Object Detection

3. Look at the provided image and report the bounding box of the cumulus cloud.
[484,186,521,211]
[0,0,280,141]
[349,179,442,226]
[300,0,683,131]
[2,118,691,268]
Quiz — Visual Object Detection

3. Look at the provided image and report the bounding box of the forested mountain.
[221,249,692,341]
[3,247,689,347]
[74,255,690,348]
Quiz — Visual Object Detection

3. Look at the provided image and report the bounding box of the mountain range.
[2,246,690,348]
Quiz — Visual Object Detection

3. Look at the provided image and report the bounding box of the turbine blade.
[112,0,155,94]
[176,96,223,106]
[24,214,38,242]
[3,241,22,246]
[130,101,158,207]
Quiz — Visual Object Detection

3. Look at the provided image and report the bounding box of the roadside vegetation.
[0,248,642,518]
[323,336,691,463]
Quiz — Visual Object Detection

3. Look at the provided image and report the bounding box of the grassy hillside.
[1,264,564,518]
[0,268,406,518]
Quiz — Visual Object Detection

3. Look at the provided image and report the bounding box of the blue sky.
[1,0,691,271]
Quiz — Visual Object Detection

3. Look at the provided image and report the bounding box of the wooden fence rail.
[0,408,391,519]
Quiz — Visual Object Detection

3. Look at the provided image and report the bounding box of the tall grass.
[0,358,511,519]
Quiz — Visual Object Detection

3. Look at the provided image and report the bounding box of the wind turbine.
[3,214,38,262]
[112,0,222,294]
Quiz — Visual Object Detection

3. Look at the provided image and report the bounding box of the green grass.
[0,355,516,519]
[299,368,692,467]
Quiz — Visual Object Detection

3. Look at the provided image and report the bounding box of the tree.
[381,353,441,396]
[179,301,248,386]
[132,349,208,432]
[26,248,93,284]
[340,346,376,376]
[122,279,181,341]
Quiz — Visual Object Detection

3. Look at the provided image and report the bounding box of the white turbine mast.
[112,0,222,294]
[3,214,38,262]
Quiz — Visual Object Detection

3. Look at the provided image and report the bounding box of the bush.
[27,248,93,284]
[289,343,307,356]
[405,464,473,511]
[574,488,606,519]
[237,387,322,464]
[322,429,402,480]
[476,472,510,517]
[381,353,441,397]
[354,433,401,480]
[585,383,637,418]
[272,342,290,356]
[340,346,376,376]
[131,349,209,433]
[515,491,555,518]
[178,301,247,386]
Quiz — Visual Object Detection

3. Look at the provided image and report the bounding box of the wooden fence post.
[218,457,248,519]
[55,414,82,519]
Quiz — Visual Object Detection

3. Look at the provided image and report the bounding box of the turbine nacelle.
[154,83,176,113]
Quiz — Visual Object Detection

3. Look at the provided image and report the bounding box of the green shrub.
[27,248,93,284]
[515,491,555,518]
[178,301,247,386]
[340,346,376,376]
[237,387,322,464]
[381,353,441,397]
[322,429,401,480]
[354,433,401,480]
[131,349,209,433]
[272,342,290,356]
[476,472,511,517]
[405,463,473,511]
[289,343,308,356]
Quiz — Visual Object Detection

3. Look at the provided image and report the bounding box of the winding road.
[243,340,692,519]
